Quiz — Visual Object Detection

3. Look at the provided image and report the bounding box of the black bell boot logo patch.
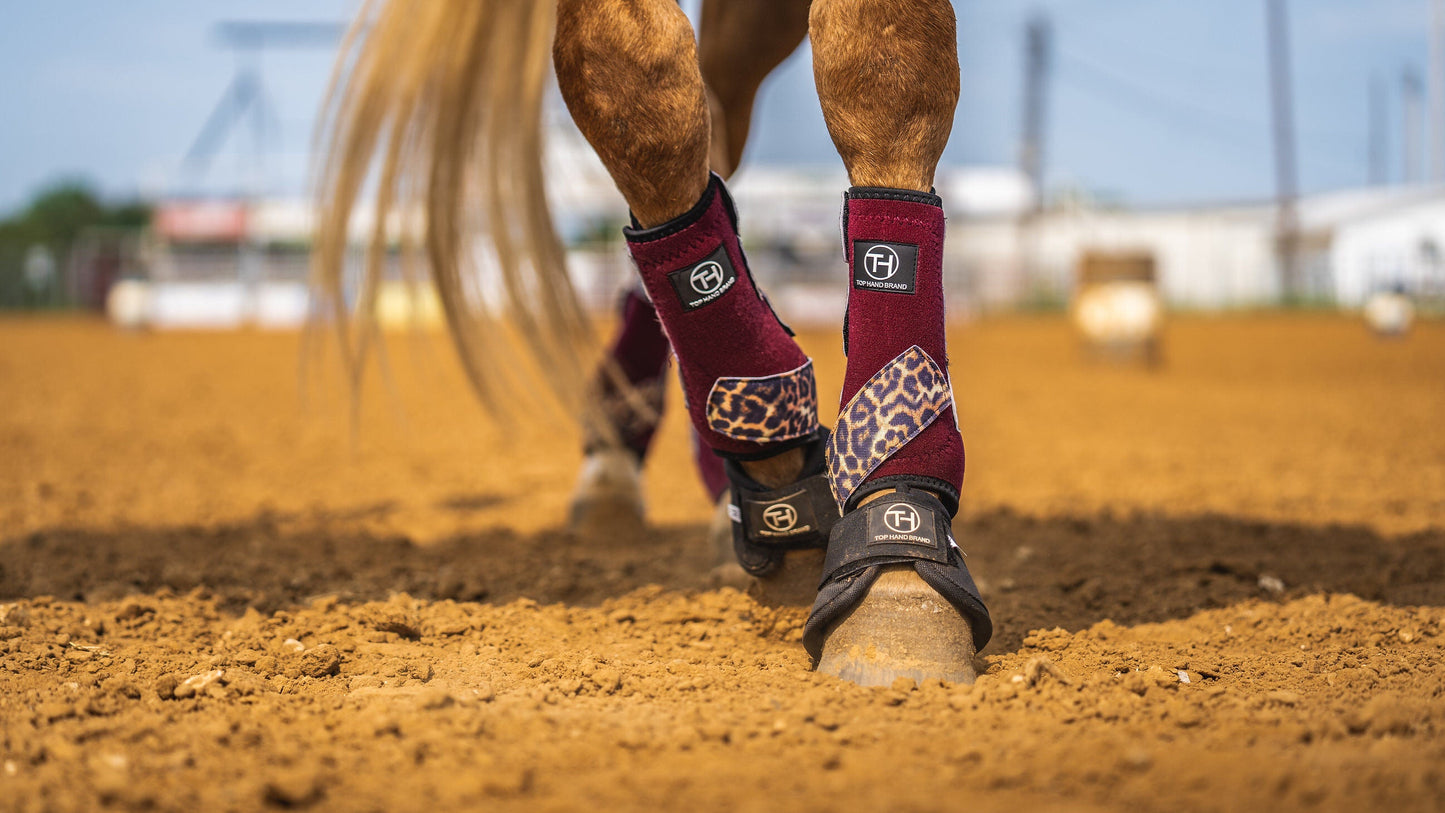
[762,503,799,533]
[852,241,918,294]
[746,489,819,539]
[670,246,738,311]
[867,501,936,548]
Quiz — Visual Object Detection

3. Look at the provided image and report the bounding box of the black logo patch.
[669,246,738,311]
[745,489,818,540]
[867,501,937,548]
[852,241,918,295]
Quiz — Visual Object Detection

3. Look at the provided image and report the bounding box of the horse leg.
[570,0,812,534]
[558,0,710,531]
[568,288,669,531]
[556,0,836,575]
[563,0,793,532]
[694,0,820,591]
[802,0,992,686]
[699,0,812,177]
[554,0,710,227]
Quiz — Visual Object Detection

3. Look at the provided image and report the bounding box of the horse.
[312,0,991,687]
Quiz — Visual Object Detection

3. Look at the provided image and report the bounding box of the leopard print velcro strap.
[827,345,952,509]
[705,360,819,444]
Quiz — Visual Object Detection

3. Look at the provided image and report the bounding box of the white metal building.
[137,151,1445,328]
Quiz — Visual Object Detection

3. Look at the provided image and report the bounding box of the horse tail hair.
[311,0,595,422]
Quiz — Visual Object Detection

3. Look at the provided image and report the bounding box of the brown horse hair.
[553,0,712,228]
[810,0,960,192]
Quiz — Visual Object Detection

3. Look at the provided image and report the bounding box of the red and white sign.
[155,201,248,242]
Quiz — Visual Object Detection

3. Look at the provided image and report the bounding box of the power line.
[1057,50,1263,155]
[1057,47,1363,174]
[1060,50,1251,124]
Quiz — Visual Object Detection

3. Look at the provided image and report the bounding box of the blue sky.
[0,0,1434,212]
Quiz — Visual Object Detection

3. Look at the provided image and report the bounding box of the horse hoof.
[567,449,645,533]
[815,564,978,687]
[746,548,824,607]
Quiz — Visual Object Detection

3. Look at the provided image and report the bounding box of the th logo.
[883,504,922,535]
[863,245,900,280]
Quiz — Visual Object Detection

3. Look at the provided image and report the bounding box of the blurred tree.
[0,182,151,310]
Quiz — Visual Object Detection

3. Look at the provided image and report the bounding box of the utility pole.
[1015,13,1053,305]
[1370,75,1388,186]
[1266,0,1301,301]
[183,21,345,321]
[184,22,346,183]
[1431,0,1445,181]
[1404,66,1424,184]
[1019,14,1052,214]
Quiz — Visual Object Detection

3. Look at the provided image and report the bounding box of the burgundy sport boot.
[803,187,992,686]
[624,174,839,580]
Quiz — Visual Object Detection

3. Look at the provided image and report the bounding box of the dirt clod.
[174,669,225,699]
[592,667,622,694]
[296,644,341,678]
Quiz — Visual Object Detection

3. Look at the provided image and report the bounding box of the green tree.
[0,181,152,310]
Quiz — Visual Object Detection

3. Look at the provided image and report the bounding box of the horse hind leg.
[554,0,812,220]
[568,0,808,538]
[699,0,812,177]
[694,0,823,596]
[804,0,992,686]
[568,288,667,534]
[554,0,711,228]
[555,0,709,535]
[557,0,835,588]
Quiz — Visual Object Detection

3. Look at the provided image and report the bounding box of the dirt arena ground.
[2,314,1443,812]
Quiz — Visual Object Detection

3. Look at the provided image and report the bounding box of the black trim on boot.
[624,172,738,241]
[724,428,840,577]
[845,186,943,207]
[802,485,991,660]
[846,474,960,517]
[624,173,799,355]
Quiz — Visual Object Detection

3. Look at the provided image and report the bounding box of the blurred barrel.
[1362,290,1414,337]
[106,279,152,330]
[1071,251,1163,365]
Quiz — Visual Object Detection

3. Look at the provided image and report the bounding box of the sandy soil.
[1,315,1443,812]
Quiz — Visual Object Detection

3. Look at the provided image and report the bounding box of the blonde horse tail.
[311,0,595,423]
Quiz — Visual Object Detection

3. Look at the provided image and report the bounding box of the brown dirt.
[1,314,1443,812]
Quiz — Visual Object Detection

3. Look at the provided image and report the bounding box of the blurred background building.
[1,0,1443,326]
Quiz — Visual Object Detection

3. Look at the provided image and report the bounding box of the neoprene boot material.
[809,188,992,686]
[723,429,839,577]
[624,174,820,460]
[828,187,965,515]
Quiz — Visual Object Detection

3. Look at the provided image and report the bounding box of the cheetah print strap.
[827,345,953,509]
[705,360,819,444]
